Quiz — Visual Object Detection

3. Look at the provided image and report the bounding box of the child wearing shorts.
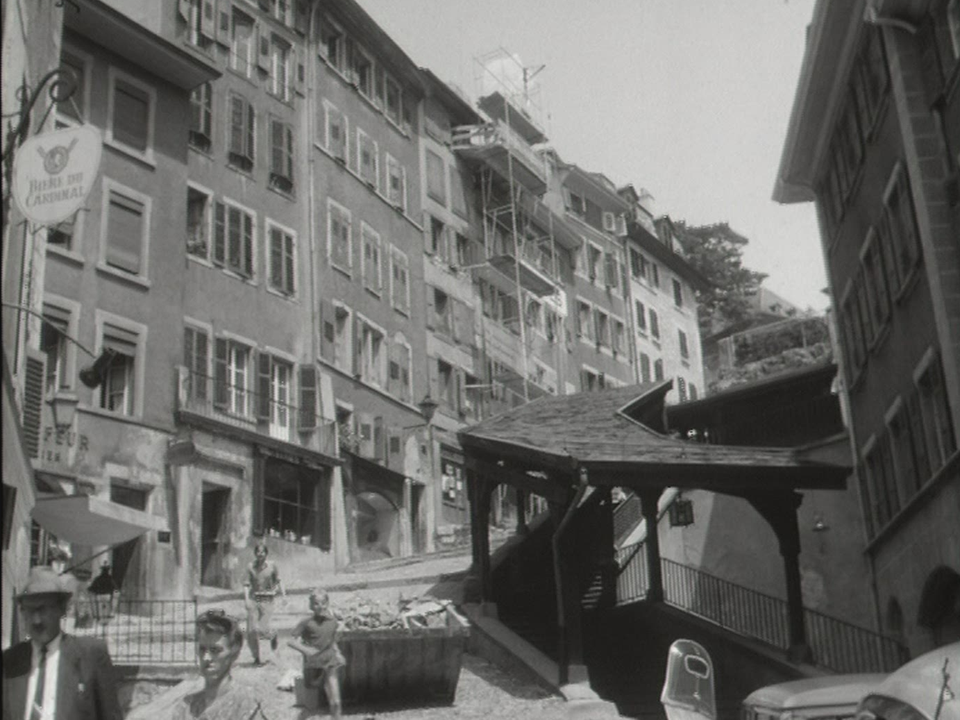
[288,589,345,719]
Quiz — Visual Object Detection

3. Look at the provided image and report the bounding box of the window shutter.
[229,96,244,155]
[298,364,317,430]
[456,368,465,415]
[373,416,384,460]
[294,0,308,33]
[178,0,191,21]
[256,351,271,420]
[200,0,216,39]
[270,228,282,288]
[213,201,226,265]
[243,212,254,277]
[257,27,271,73]
[214,338,228,408]
[216,7,231,46]
[113,82,149,151]
[319,300,335,362]
[284,125,294,180]
[195,330,208,400]
[22,351,45,458]
[428,356,439,401]
[353,317,362,377]
[270,120,283,176]
[245,101,255,161]
[284,233,295,295]
[604,253,616,287]
[106,193,144,274]
[425,286,436,329]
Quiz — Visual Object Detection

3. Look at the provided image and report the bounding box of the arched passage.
[917,565,960,646]
[355,491,400,561]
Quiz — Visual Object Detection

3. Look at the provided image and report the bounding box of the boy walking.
[288,589,345,719]
[243,542,285,666]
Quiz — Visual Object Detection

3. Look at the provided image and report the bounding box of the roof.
[421,69,480,126]
[458,383,850,492]
[627,222,711,292]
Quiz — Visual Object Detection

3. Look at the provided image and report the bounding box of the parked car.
[741,674,887,720]
[855,642,959,720]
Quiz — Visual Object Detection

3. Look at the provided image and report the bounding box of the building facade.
[776,0,960,654]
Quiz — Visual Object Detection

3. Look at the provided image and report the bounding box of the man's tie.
[33,644,47,720]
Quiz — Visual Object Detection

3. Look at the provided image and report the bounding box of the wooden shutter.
[229,95,244,156]
[213,201,226,266]
[294,45,306,96]
[270,119,283,177]
[284,125,294,180]
[200,0,216,39]
[256,351,271,420]
[425,286,436,329]
[242,212,254,277]
[604,253,617,287]
[269,228,282,288]
[214,338,228,408]
[257,27,271,73]
[353,317,363,377]
[216,6,231,46]
[294,0,309,33]
[319,299,335,362]
[244,101,255,161]
[428,356,439,401]
[299,364,317,430]
[283,232,294,295]
[22,351,45,458]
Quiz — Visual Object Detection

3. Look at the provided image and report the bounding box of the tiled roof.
[458,384,849,489]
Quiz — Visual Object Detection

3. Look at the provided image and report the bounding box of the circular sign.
[12,124,102,226]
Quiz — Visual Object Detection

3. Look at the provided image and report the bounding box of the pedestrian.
[1,565,124,720]
[243,541,285,666]
[87,561,118,624]
[288,589,345,720]
[172,609,264,720]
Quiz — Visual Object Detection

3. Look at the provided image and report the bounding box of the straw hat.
[17,565,73,600]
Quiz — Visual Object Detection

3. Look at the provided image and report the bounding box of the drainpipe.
[553,465,589,686]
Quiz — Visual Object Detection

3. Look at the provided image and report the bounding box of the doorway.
[109,482,148,597]
[201,486,231,589]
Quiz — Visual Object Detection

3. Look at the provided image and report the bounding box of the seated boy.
[288,589,345,719]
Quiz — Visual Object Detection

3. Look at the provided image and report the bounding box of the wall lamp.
[2,302,117,391]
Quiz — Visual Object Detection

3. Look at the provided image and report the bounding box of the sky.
[363,0,829,312]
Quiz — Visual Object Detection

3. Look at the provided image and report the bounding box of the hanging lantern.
[669,496,695,527]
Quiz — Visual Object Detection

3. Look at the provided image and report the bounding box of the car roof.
[858,642,960,719]
[743,674,887,710]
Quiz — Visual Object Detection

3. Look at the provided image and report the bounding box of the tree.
[674,221,768,336]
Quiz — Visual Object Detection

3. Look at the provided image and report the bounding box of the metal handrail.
[612,542,909,673]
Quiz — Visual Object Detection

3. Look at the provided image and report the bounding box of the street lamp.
[417,394,439,424]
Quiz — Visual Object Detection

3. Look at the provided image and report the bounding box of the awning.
[31,493,166,546]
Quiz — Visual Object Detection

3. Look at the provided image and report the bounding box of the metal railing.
[176,366,337,456]
[611,544,908,673]
[72,597,197,665]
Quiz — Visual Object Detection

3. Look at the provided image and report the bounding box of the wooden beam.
[464,455,572,504]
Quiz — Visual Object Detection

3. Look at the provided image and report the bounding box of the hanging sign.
[12,124,102,226]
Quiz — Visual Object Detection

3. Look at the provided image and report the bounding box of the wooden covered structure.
[458,382,851,683]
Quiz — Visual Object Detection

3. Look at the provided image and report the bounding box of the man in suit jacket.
[2,566,124,720]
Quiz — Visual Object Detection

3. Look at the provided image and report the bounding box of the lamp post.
[418,394,439,553]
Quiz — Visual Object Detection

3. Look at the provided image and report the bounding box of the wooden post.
[749,492,811,663]
[640,487,664,602]
[515,487,528,535]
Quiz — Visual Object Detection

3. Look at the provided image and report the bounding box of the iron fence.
[72,597,197,666]
[613,543,908,674]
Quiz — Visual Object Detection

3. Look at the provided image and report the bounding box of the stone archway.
[355,491,400,562]
[917,565,960,647]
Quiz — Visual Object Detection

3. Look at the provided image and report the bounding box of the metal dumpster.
[338,606,470,706]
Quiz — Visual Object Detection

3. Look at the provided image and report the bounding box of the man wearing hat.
[2,566,123,720]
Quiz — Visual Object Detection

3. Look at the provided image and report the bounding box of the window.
[888,400,925,501]
[603,252,619,291]
[385,154,406,210]
[331,304,352,371]
[384,75,402,126]
[271,36,290,100]
[689,383,698,400]
[57,51,86,123]
[587,245,602,281]
[186,186,211,259]
[879,165,922,296]
[189,83,212,152]
[228,94,255,172]
[640,353,651,383]
[213,201,255,278]
[328,201,351,272]
[106,71,154,164]
[450,166,468,218]
[269,118,294,193]
[47,214,78,253]
[654,358,664,381]
[651,263,660,288]
[679,330,689,360]
[595,310,610,348]
[426,150,446,205]
[178,0,209,46]
[861,229,890,338]
[629,248,643,280]
[545,309,559,343]
[357,130,378,188]
[261,458,329,549]
[673,279,684,307]
[863,436,900,531]
[357,318,385,387]
[271,0,291,25]
[577,301,594,341]
[3,484,16,551]
[437,359,455,409]
[183,325,209,401]
[361,224,382,295]
[916,352,957,473]
[581,367,604,392]
[388,339,412,402]
[214,337,252,416]
[613,320,625,356]
[635,300,647,333]
[390,247,410,314]
[259,355,293,440]
[267,222,296,296]
[99,323,140,416]
[102,182,149,278]
[350,42,374,97]
[455,233,473,268]
[430,288,453,335]
[319,15,345,71]
[649,309,660,340]
[428,216,447,258]
[231,9,256,77]
[41,305,73,395]
[324,102,348,163]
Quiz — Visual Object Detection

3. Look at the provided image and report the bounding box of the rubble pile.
[332,594,452,631]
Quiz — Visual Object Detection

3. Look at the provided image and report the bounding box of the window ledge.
[187,253,213,268]
[267,183,296,202]
[217,266,257,286]
[332,263,353,279]
[317,355,420,414]
[265,286,298,303]
[79,403,144,427]
[864,450,960,554]
[47,245,85,266]
[226,163,256,180]
[188,144,215,160]
[96,263,151,289]
[226,66,258,88]
[103,138,156,169]
[392,305,411,318]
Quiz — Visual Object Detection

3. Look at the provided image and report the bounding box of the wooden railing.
[612,543,909,673]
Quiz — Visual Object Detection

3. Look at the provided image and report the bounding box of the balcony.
[175,366,337,460]
[452,121,547,194]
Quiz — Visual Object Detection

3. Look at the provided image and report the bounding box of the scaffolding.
[452,49,576,410]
